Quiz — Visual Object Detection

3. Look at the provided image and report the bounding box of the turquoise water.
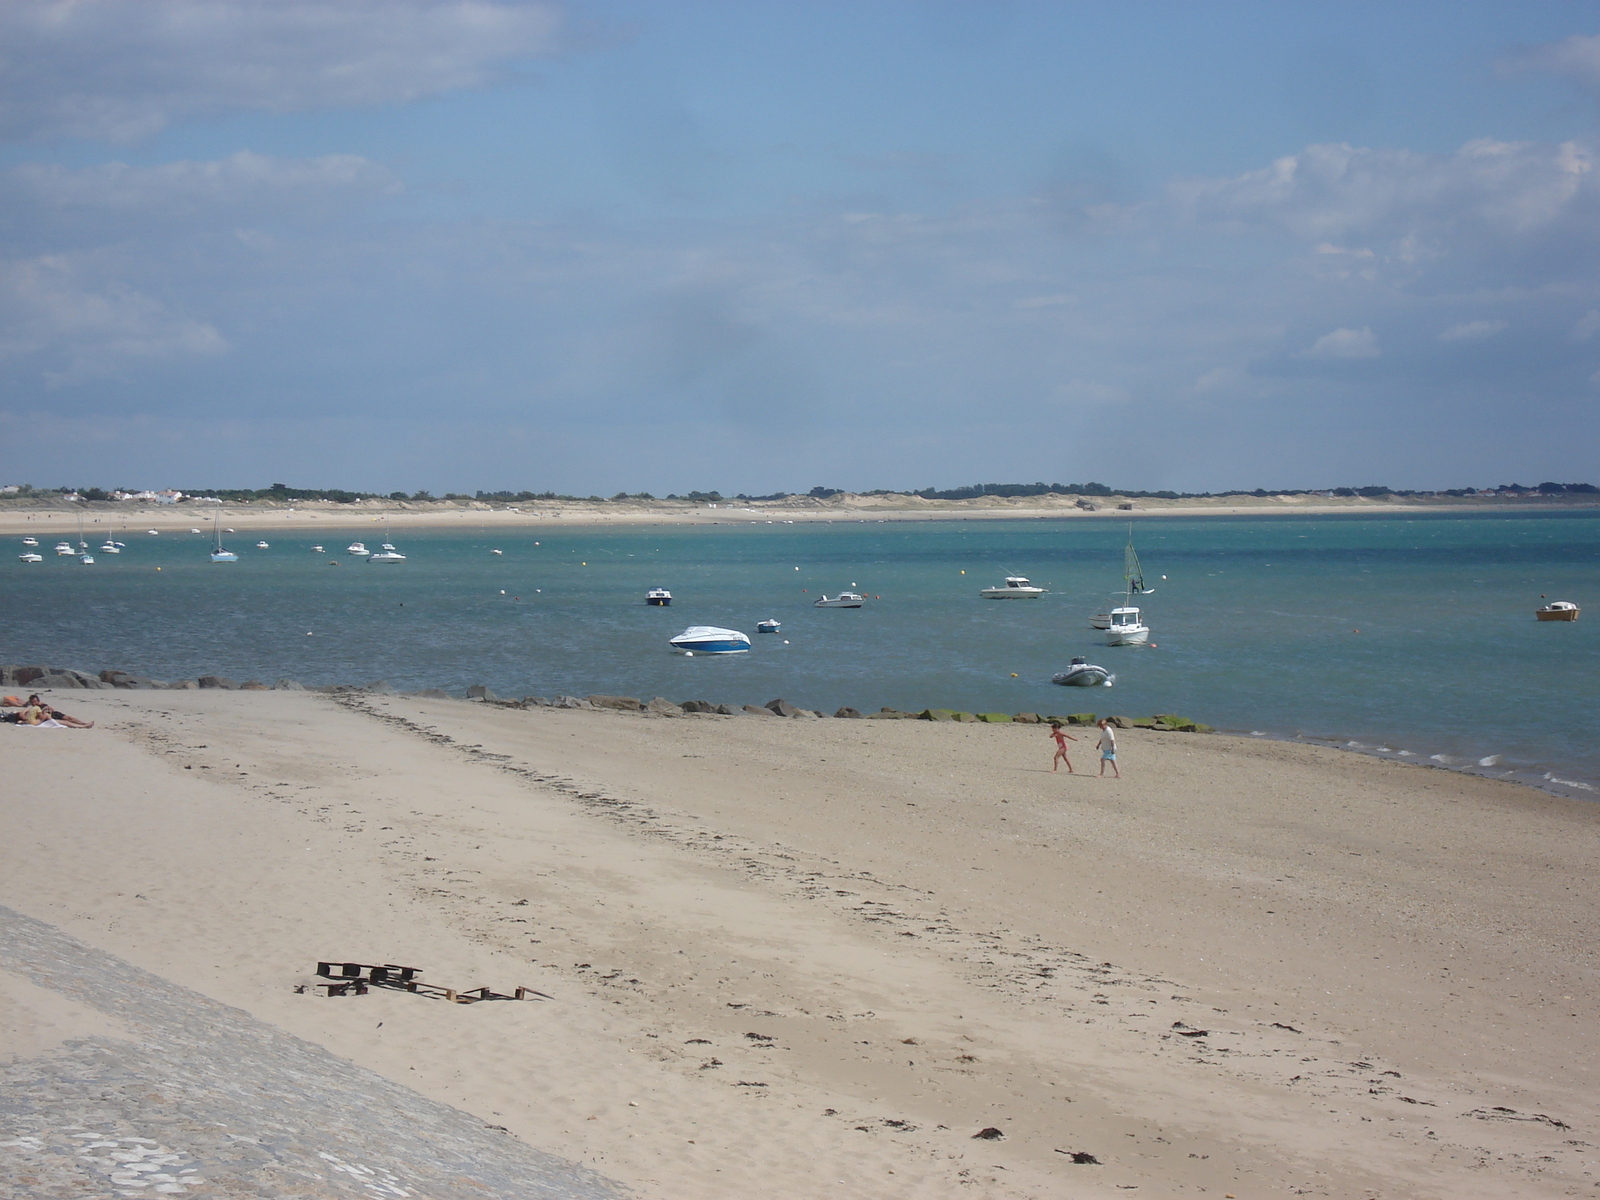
[7,511,1598,798]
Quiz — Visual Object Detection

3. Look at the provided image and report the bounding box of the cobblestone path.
[0,905,629,1199]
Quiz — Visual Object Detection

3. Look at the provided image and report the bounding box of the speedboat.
[256,541,269,549]
[21,537,37,546]
[756,619,781,633]
[646,587,672,606]
[1105,606,1149,646]
[490,548,503,556]
[814,592,865,608]
[79,553,95,564]
[347,542,370,556]
[18,552,42,562]
[669,626,751,654]
[1052,657,1114,687]
[980,576,1047,599]
[99,541,120,553]
[312,545,325,553]
[1536,600,1580,621]
[368,549,406,562]
[54,542,75,556]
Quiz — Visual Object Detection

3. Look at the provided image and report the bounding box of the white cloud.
[1503,33,1600,89]
[1302,326,1380,359]
[1439,319,1507,342]
[0,0,562,143]
[0,256,227,385]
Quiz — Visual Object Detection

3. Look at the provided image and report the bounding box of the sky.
[3,1,1600,496]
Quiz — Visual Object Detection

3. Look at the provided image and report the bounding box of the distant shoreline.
[3,491,1597,536]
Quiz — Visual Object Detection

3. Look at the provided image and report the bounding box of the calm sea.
[7,511,1597,799]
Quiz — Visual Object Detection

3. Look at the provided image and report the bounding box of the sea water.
[6,511,1597,798]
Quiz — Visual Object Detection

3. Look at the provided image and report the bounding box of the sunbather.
[24,694,93,728]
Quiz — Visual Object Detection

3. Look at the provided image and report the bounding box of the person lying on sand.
[23,694,93,728]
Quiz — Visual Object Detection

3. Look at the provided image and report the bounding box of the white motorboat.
[369,549,406,562]
[99,540,120,553]
[256,541,269,549]
[1052,657,1114,687]
[189,528,201,534]
[209,511,238,563]
[18,552,42,562]
[490,548,503,556]
[669,625,751,654]
[980,576,1047,599]
[1096,525,1155,645]
[312,545,325,553]
[814,591,865,608]
[756,619,781,633]
[347,542,370,556]
[1536,600,1580,622]
[646,587,672,606]
[54,542,75,556]
[79,554,95,564]
[21,537,37,546]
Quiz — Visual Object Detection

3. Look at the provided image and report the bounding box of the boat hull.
[647,597,671,606]
[1536,606,1579,621]
[1105,626,1149,646]
[1052,666,1112,687]
[980,588,1045,599]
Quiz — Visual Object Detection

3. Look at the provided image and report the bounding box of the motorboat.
[646,587,672,606]
[312,545,325,553]
[21,537,37,546]
[1536,600,1580,622]
[256,541,269,549]
[1105,606,1149,645]
[490,548,503,556]
[814,592,865,608]
[18,552,42,563]
[99,540,120,553]
[347,542,370,556]
[980,576,1047,599]
[1096,525,1154,645]
[79,554,94,565]
[189,528,201,534]
[209,511,238,563]
[669,625,751,654]
[54,542,75,555]
[368,549,407,562]
[1052,657,1114,687]
[756,619,781,633]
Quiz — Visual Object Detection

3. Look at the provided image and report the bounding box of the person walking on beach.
[1049,721,1077,773]
[1096,718,1119,778]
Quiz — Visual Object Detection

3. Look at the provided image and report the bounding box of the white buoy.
[684,650,693,657]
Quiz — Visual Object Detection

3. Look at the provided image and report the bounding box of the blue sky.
[3,1,1599,495]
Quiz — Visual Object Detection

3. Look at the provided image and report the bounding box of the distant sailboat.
[210,511,238,563]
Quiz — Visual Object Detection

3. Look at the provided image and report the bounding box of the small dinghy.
[756,619,781,633]
[1052,657,1114,687]
[669,626,751,654]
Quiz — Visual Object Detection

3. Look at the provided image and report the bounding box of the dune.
[2,689,1595,1197]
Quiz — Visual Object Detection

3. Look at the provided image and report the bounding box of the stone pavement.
[0,905,629,1198]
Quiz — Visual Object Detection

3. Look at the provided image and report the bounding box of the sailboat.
[1095,525,1153,646]
[210,511,238,563]
[368,518,406,562]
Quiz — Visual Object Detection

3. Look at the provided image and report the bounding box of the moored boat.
[814,591,865,608]
[1105,606,1149,645]
[54,542,75,556]
[18,552,42,562]
[1536,600,1580,622]
[209,511,238,562]
[756,619,781,633]
[646,587,672,606]
[368,549,407,562]
[669,625,751,654]
[21,537,37,546]
[980,576,1047,599]
[1051,657,1114,687]
[347,542,370,556]
[1098,525,1154,646]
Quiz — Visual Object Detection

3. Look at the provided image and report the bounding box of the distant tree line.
[15,480,1599,505]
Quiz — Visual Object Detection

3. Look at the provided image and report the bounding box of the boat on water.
[814,591,866,608]
[490,548,503,556]
[756,619,781,633]
[21,537,37,546]
[369,548,406,562]
[347,542,370,556]
[1052,657,1114,687]
[646,588,672,606]
[669,625,751,654]
[312,545,325,553]
[18,552,42,563]
[1536,600,1580,622]
[1097,526,1153,646]
[256,541,269,549]
[209,512,238,563]
[53,542,75,556]
[98,541,120,553]
[79,554,94,565]
[980,576,1047,599]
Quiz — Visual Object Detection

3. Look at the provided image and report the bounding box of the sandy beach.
[3,492,1596,539]
[2,689,1596,1198]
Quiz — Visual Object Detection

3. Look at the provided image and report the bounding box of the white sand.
[2,690,1596,1198]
